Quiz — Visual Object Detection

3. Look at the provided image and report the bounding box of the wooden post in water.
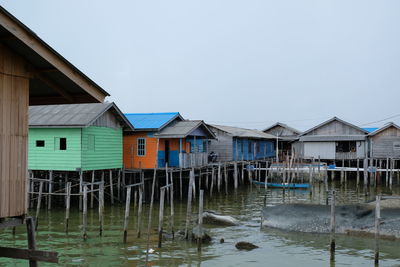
[234,162,238,189]
[91,171,95,208]
[35,181,44,231]
[330,190,336,258]
[117,169,121,201]
[185,169,195,239]
[158,188,165,248]
[170,178,175,239]
[109,169,114,205]
[179,168,183,201]
[99,182,104,236]
[363,158,368,186]
[198,190,204,252]
[356,159,360,186]
[26,217,38,267]
[65,182,71,233]
[83,185,88,240]
[145,168,157,264]
[210,167,215,196]
[390,158,394,187]
[123,186,131,243]
[386,157,389,186]
[48,170,53,210]
[137,187,143,238]
[217,163,221,193]
[374,195,381,265]
[224,163,228,194]
[79,171,83,211]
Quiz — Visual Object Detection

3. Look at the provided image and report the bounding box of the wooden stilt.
[65,182,71,233]
[83,185,88,240]
[123,186,131,243]
[26,217,38,267]
[137,187,143,238]
[48,170,53,210]
[185,169,194,239]
[330,190,336,258]
[35,182,43,231]
[374,195,381,265]
[99,182,104,236]
[145,168,157,264]
[198,190,204,252]
[109,170,114,205]
[91,171,95,209]
[158,188,165,248]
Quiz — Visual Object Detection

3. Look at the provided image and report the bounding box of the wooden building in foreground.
[369,122,400,159]
[208,125,276,162]
[28,103,133,171]
[293,117,369,160]
[0,6,109,220]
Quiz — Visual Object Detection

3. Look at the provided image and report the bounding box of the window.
[36,140,45,147]
[137,138,146,156]
[88,135,95,151]
[336,141,356,153]
[55,137,67,151]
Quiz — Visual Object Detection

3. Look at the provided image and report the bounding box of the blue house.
[208,125,276,162]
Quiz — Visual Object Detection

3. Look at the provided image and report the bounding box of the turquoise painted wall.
[28,128,82,171]
[81,126,123,171]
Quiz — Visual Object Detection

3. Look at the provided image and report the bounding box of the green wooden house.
[28,102,134,171]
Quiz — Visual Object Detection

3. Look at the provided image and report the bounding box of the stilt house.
[369,122,400,159]
[208,125,276,162]
[28,102,134,171]
[263,122,301,159]
[123,113,216,168]
[293,117,369,160]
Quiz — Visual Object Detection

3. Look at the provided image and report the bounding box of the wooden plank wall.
[0,43,30,218]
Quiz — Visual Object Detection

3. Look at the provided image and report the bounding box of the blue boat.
[251,180,310,189]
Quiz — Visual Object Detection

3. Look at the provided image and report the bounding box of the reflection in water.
[1,181,400,266]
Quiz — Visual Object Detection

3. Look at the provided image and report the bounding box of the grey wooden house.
[293,117,369,160]
[369,122,400,159]
[263,122,301,159]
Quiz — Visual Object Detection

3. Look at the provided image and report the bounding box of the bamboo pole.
[330,190,336,258]
[91,170,95,208]
[99,182,104,236]
[109,169,114,205]
[48,170,53,210]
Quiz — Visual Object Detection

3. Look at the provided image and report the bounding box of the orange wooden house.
[123,113,216,169]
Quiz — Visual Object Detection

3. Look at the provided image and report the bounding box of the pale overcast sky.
[2,1,400,131]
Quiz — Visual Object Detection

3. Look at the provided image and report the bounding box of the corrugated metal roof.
[301,117,369,136]
[263,122,302,135]
[155,120,216,139]
[299,135,366,142]
[210,125,276,139]
[363,127,379,133]
[124,112,182,131]
[368,122,400,136]
[29,102,134,130]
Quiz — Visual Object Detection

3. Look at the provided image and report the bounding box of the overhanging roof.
[0,6,109,105]
[124,112,183,131]
[263,122,302,135]
[155,120,216,139]
[210,124,276,140]
[301,117,369,136]
[29,102,134,131]
[299,135,366,142]
[369,122,400,136]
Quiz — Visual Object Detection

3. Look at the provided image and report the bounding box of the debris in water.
[235,242,259,250]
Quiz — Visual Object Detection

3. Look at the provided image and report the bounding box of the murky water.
[1,181,400,266]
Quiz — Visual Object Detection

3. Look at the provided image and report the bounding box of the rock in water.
[235,242,259,251]
[191,225,212,244]
[202,211,239,226]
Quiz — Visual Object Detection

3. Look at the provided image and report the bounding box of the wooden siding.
[92,110,121,129]
[123,132,158,169]
[28,128,82,171]
[305,120,365,136]
[208,129,233,162]
[0,44,30,218]
[304,142,335,159]
[81,126,123,171]
[265,125,297,137]
[371,126,400,158]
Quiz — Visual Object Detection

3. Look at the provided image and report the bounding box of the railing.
[335,152,357,160]
[179,152,208,168]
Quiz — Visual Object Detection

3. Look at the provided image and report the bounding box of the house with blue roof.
[123,112,216,168]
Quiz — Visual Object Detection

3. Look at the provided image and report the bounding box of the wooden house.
[28,103,133,171]
[293,117,369,160]
[123,113,215,168]
[0,6,108,220]
[369,122,400,159]
[263,122,301,159]
[208,125,276,162]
